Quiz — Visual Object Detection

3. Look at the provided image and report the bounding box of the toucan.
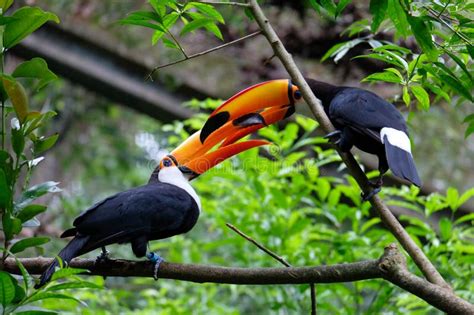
[35,94,296,287]
[201,78,421,200]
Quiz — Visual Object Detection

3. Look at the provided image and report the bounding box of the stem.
[197,1,250,7]
[247,0,451,290]
[167,30,188,59]
[147,31,262,79]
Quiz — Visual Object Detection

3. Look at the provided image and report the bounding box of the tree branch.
[247,0,450,290]
[4,245,473,313]
[227,223,317,314]
[146,31,262,79]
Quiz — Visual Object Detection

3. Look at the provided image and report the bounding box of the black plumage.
[306,78,422,189]
[36,182,200,288]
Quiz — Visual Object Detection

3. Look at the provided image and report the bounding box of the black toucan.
[201,78,421,200]
[36,103,278,288]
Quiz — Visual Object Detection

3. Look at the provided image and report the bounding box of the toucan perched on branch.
[36,83,300,288]
[201,78,421,200]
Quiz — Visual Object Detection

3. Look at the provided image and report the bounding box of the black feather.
[35,234,89,288]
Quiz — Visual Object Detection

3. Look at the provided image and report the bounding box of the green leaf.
[2,76,29,123]
[51,268,87,281]
[464,114,474,123]
[370,0,387,32]
[439,73,473,101]
[16,204,47,222]
[119,19,164,31]
[439,217,452,241]
[11,124,24,157]
[322,39,364,63]
[12,58,58,91]
[204,23,223,41]
[458,188,474,208]
[4,6,60,49]
[387,0,410,37]
[162,37,178,49]
[0,0,14,12]
[454,213,474,225]
[402,86,410,105]
[47,281,101,291]
[444,49,473,82]
[33,133,59,154]
[465,123,474,138]
[335,0,351,17]
[410,85,430,110]
[186,2,224,24]
[363,71,402,84]
[407,16,437,61]
[10,237,50,254]
[2,213,22,240]
[16,181,61,209]
[27,292,84,305]
[0,169,10,208]
[0,271,15,307]
[180,17,215,36]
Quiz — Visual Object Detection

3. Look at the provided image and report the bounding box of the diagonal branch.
[3,244,473,314]
[247,0,450,290]
[146,31,262,80]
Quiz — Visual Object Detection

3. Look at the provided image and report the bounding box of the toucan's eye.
[163,159,172,167]
[294,90,302,100]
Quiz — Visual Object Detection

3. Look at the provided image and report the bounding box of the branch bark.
[247,0,450,290]
[4,244,473,314]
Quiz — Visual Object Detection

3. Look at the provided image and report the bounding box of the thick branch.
[247,0,449,290]
[3,245,472,313]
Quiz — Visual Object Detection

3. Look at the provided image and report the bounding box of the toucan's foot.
[369,177,384,188]
[147,252,164,280]
[95,248,110,265]
[361,187,382,202]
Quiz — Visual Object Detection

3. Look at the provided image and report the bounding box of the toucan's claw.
[361,187,382,202]
[95,247,110,265]
[147,252,164,281]
[323,130,342,141]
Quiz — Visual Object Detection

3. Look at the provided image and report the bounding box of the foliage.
[38,103,474,314]
[0,2,100,314]
[119,0,224,50]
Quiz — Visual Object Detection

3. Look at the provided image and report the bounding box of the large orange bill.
[200,79,301,144]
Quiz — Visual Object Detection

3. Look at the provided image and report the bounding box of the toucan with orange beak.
[202,78,421,200]
[36,118,273,288]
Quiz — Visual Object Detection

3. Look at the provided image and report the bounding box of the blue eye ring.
[163,159,172,167]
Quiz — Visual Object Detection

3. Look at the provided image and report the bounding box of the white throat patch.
[380,127,412,153]
[158,167,201,212]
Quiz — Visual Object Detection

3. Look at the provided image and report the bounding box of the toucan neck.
[304,78,342,108]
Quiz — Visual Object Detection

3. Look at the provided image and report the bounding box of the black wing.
[71,183,198,251]
[329,88,408,142]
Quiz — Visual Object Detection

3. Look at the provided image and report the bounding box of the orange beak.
[200,79,301,144]
[168,130,269,180]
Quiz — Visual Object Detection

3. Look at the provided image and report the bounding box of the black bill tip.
[200,111,230,143]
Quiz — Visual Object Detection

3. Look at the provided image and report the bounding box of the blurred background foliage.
[4,0,473,314]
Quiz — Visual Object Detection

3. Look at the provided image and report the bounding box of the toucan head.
[151,79,302,183]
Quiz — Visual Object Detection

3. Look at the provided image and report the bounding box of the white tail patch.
[380,127,412,154]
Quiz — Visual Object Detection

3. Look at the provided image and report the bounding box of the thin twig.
[197,1,250,7]
[247,0,451,290]
[226,223,290,267]
[310,283,317,315]
[146,31,261,80]
[226,223,317,314]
